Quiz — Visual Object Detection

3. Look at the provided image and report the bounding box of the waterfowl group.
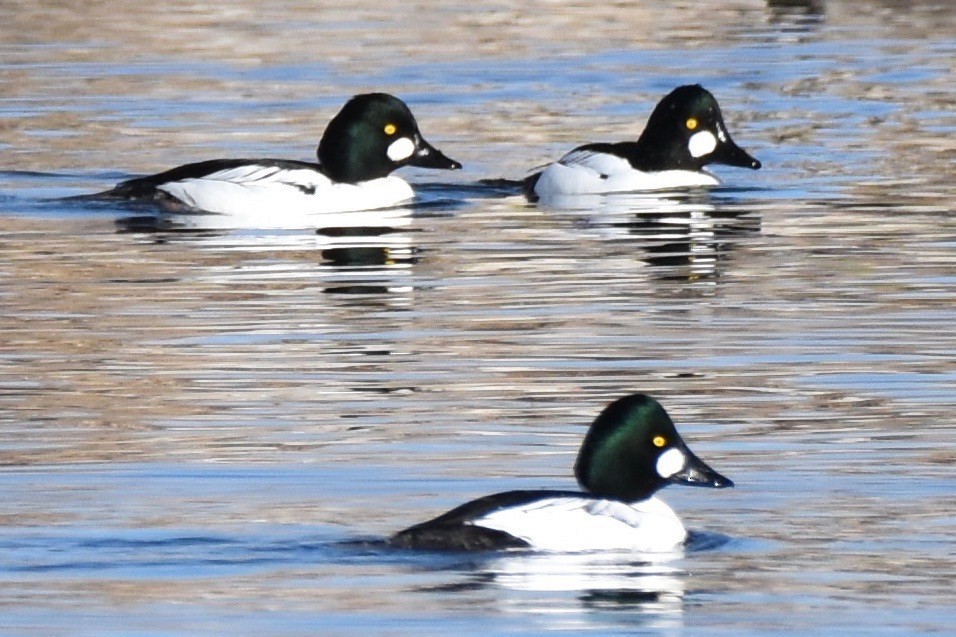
[95,85,759,216]
[93,85,754,553]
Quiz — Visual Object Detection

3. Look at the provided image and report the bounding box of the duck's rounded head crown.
[635,84,761,172]
[573,393,733,502]
[317,92,461,184]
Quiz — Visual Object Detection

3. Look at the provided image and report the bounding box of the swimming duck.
[98,93,461,221]
[526,85,760,201]
[390,393,733,552]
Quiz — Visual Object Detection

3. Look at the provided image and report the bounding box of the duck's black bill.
[410,138,462,170]
[669,448,734,489]
[715,140,761,170]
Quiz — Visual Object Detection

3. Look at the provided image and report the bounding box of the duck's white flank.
[534,149,719,197]
[156,164,414,227]
[470,496,687,552]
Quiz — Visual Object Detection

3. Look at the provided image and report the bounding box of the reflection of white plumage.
[487,550,685,598]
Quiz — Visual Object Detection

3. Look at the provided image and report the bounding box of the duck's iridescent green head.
[636,84,761,172]
[318,93,461,184]
[573,393,733,503]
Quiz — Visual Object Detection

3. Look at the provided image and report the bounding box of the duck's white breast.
[156,165,415,228]
[471,496,687,553]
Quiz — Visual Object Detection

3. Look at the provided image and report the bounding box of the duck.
[389,393,733,552]
[97,93,461,222]
[525,85,761,201]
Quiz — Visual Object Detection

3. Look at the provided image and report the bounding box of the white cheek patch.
[688,130,718,158]
[656,447,686,479]
[387,137,415,162]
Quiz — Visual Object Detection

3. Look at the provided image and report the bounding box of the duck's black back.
[389,489,582,551]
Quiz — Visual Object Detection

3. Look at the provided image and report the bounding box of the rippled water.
[1,2,954,635]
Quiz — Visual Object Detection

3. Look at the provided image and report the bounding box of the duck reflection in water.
[407,550,694,630]
[540,191,761,279]
[115,206,420,297]
[315,215,420,296]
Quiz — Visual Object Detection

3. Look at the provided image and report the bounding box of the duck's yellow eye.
[384,123,397,135]
[652,435,667,448]
[685,118,698,130]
